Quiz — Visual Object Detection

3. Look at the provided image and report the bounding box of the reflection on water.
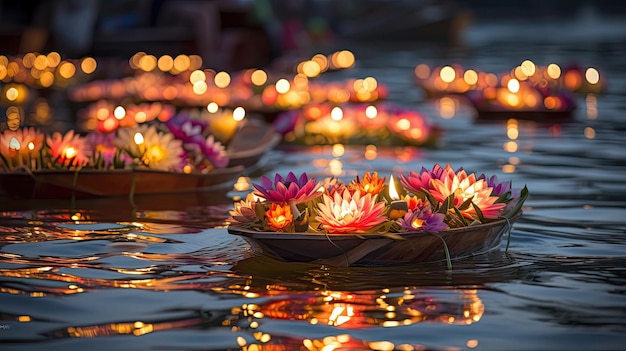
[2,18,626,351]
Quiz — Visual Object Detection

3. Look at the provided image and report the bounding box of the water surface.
[1,15,626,351]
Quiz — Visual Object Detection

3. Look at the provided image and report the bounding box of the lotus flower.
[349,172,385,196]
[253,172,322,204]
[228,193,259,225]
[117,125,185,171]
[201,135,228,169]
[266,202,293,231]
[401,164,508,220]
[19,127,45,158]
[399,205,447,233]
[166,112,208,143]
[316,189,387,234]
[1,128,45,170]
[86,132,131,169]
[429,168,506,220]
[46,130,91,168]
[479,174,512,197]
[400,164,449,194]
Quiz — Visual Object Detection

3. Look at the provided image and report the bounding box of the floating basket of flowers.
[227,165,528,268]
[0,116,279,198]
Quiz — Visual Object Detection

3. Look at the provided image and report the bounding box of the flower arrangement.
[273,103,439,147]
[0,113,229,174]
[228,164,527,236]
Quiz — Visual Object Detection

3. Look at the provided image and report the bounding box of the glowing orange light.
[250,69,267,86]
[80,57,97,74]
[64,146,76,158]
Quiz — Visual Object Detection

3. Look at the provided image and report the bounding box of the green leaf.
[458,197,473,210]
[471,201,485,223]
[452,206,470,226]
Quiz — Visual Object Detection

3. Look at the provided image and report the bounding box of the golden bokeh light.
[233,107,246,121]
[585,67,600,85]
[439,66,456,83]
[463,69,478,85]
[365,105,378,118]
[330,106,343,121]
[250,69,267,86]
[81,57,97,74]
[214,71,231,88]
[275,78,290,94]
[189,69,206,84]
[507,78,520,93]
[58,61,76,79]
[546,63,561,79]
[157,55,174,72]
[207,102,219,113]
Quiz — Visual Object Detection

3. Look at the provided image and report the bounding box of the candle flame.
[134,132,144,145]
[64,146,76,158]
[28,141,35,151]
[9,137,20,151]
[365,105,378,119]
[388,175,400,200]
[233,107,245,121]
[331,107,343,121]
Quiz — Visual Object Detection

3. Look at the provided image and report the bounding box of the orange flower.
[349,172,386,195]
[266,202,293,232]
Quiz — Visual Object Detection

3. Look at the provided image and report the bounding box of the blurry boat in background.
[336,0,471,43]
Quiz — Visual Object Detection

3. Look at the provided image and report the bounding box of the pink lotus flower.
[316,189,387,234]
[401,164,507,220]
[253,172,322,204]
[86,132,131,169]
[46,130,91,168]
[429,168,506,220]
[400,164,449,194]
[201,135,228,169]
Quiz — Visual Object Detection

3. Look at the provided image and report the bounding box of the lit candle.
[134,132,145,155]
[388,175,408,220]
[210,107,246,144]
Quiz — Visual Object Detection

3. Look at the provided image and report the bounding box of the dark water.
[2,14,626,351]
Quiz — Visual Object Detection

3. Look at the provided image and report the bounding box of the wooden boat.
[228,213,520,267]
[0,119,280,199]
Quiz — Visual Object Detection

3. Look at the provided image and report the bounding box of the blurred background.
[1,0,625,70]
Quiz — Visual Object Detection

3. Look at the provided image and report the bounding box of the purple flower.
[478,174,512,197]
[202,135,229,168]
[253,172,322,203]
[273,110,299,136]
[166,113,208,143]
[399,206,448,233]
